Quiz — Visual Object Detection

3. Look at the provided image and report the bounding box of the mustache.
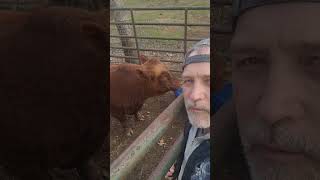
[186,104,210,113]
[243,118,320,161]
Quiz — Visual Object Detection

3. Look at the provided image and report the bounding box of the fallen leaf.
[157,138,166,146]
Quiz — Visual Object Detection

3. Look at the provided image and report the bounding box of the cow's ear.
[81,22,107,50]
[139,55,148,64]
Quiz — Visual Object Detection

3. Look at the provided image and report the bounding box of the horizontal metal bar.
[111,55,183,64]
[147,132,184,180]
[110,46,185,54]
[169,69,182,73]
[110,95,185,180]
[110,22,210,26]
[160,60,183,64]
[110,55,139,59]
[110,35,204,42]
[110,46,137,50]
[139,48,184,53]
[111,7,210,11]
[212,0,232,5]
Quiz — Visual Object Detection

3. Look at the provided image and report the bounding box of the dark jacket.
[212,100,251,180]
[172,122,210,180]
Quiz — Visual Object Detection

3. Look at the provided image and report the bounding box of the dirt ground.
[110,91,186,180]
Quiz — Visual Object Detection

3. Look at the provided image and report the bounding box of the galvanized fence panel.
[110,7,210,73]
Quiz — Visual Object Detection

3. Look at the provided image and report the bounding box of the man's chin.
[247,154,320,180]
[187,112,210,128]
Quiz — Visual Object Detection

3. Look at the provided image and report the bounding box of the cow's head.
[137,55,180,95]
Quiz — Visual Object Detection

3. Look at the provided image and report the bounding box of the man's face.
[182,62,210,129]
[231,3,320,180]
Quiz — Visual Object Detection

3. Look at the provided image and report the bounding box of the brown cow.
[110,55,180,136]
[0,7,107,180]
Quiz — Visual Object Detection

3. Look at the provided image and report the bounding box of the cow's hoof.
[78,159,104,180]
[135,112,145,121]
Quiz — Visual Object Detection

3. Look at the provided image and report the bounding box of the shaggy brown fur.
[110,55,180,133]
[0,7,107,180]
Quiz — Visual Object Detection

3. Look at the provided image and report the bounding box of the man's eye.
[235,57,265,68]
[183,79,193,84]
[204,79,210,85]
[303,55,320,66]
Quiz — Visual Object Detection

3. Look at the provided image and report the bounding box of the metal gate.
[110,6,210,73]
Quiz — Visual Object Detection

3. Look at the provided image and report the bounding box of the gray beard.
[238,116,320,180]
[246,151,320,180]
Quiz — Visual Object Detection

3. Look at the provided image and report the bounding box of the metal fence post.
[184,8,188,56]
[130,9,140,64]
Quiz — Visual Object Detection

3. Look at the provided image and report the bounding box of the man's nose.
[190,81,206,102]
[257,63,305,125]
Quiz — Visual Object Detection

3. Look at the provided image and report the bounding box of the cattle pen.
[110,6,210,180]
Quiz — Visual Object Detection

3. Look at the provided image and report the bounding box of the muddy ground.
[110,91,186,180]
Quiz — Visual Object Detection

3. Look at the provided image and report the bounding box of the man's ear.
[81,21,107,50]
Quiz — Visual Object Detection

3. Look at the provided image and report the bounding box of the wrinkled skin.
[182,63,210,129]
[0,7,107,180]
[110,55,180,135]
[231,3,320,180]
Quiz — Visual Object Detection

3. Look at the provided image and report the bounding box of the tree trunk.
[111,0,139,64]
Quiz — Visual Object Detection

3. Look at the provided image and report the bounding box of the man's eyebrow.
[294,41,320,52]
[182,74,210,79]
[181,75,192,79]
[230,44,267,54]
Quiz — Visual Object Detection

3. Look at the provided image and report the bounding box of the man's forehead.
[182,63,210,77]
[231,3,320,51]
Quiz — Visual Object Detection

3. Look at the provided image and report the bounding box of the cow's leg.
[112,111,133,136]
[7,166,51,180]
[78,158,105,180]
[134,104,144,121]
[134,112,139,121]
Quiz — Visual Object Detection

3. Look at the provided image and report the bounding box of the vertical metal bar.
[130,9,140,64]
[14,0,19,11]
[184,8,188,56]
